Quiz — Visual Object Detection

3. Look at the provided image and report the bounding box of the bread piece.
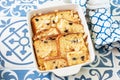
[67,51,89,66]
[59,33,88,58]
[57,19,84,34]
[44,58,68,70]
[31,13,56,34]
[56,10,80,23]
[37,58,46,70]
[33,28,59,40]
[33,39,57,58]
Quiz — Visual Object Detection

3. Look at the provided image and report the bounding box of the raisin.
[49,37,55,40]
[53,61,56,63]
[55,66,58,69]
[70,48,75,51]
[64,29,68,33]
[71,39,78,43]
[44,40,48,43]
[36,50,39,53]
[72,40,76,43]
[63,35,66,37]
[52,38,55,40]
[72,57,77,60]
[81,56,85,61]
[69,22,73,25]
[53,20,55,24]
[46,23,50,25]
[35,18,39,22]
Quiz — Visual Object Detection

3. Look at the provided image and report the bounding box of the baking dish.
[27,3,95,76]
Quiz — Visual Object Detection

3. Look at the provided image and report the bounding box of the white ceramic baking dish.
[27,3,95,77]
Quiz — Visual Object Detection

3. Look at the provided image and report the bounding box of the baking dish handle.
[52,65,81,76]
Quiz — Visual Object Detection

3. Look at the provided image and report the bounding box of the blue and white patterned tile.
[110,0,120,16]
[0,0,63,17]
[0,68,116,80]
[0,69,52,80]
[117,69,120,79]
[0,69,19,80]
[38,0,49,4]
[112,48,120,68]
[52,68,115,80]
[0,17,36,68]
[53,68,120,80]
[86,49,113,68]
[76,68,113,80]
[0,68,120,80]
[110,0,120,20]
[0,0,37,17]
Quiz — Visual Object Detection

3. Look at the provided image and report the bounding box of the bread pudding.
[31,10,90,70]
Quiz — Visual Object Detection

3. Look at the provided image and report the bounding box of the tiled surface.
[110,0,120,16]
[110,0,120,20]
[0,0,120,80]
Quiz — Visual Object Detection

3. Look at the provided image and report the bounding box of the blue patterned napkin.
[72,0,120,51]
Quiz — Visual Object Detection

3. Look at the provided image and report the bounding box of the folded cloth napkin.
[72,0,120,52]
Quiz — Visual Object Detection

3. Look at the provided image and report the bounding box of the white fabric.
[87,0,110,9]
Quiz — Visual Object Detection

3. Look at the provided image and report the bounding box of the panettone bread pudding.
[31,10,90,70]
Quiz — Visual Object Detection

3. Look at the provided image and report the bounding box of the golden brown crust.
[33,39,57,58]
[59,33,88,57]
[33,28,59,40]
[31,13,56,34]
[44,58,68,70]
[67,51,89,66]
[31,10,80,34]
[57,19,84,34]
[56,10,80,23]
